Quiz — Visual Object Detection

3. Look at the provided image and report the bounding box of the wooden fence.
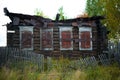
[47,54,111,71]
[47,41,120,70]
[0,41,120,71]
[0,47,44,71]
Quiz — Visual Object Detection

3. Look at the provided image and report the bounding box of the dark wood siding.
[53,27,60,51]
[73,27,79,51]
[13,29,20,48]
[34,26,40,52]
[5,9,106,58]
[6,21,106,58]
[7,27,20,48]
[91,22,98,56]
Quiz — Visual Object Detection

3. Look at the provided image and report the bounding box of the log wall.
[7,21,105,58]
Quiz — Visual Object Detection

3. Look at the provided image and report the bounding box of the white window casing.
[79,27,92,50]
[19,26,33,50]
[40,28,53,50]
[59,27,73,50]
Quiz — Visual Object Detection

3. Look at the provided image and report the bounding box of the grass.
[86,63,120,80]
[0,59,120,80]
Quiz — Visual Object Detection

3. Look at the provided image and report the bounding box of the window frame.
[40,28,53,50]
[59,27,73,50]
[19,26,33,50]
[79,27,92,50]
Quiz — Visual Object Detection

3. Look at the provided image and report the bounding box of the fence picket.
[0,42,120,71]
[91,56,98,66]
[0,47,44,71]
[98,54,110,66]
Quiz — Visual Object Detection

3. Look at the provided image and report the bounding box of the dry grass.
[0,60,120,80]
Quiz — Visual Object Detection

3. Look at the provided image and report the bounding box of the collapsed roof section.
[4,8,105,28]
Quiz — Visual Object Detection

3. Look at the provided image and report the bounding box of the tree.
[85,0,120,39]
[34,8,48,18]
[104,0,120,38]
[85,0,105,16]
[58,6,67,20]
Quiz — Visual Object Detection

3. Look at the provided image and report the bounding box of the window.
[79,27,92,50]
[19,26,33,50]
[59,27,73,50]
[40,28,53,50]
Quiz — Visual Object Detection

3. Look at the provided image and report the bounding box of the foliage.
[34,7,68,21]
[85,0,120,39]
[58,6,68,20]
[34,8,48,18]
[85,0,104,16]
[103,0,120,38]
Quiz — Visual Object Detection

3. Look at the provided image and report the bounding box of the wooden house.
[4,8,108,58]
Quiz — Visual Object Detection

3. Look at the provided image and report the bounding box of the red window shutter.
[61,31,71,48]
[21,31,32,48]
[47,31,52,48]
[42,32,47,48]
[42,30,52,48]
[81,32,86,48]
[80,31,91,48]
[85,31,91,48]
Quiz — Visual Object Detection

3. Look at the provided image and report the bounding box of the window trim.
[79,27,92,50]
[40,28,53,50]
[19,26,33,50]
[59,27,73,50]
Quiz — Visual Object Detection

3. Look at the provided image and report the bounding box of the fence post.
[47,57,52,71]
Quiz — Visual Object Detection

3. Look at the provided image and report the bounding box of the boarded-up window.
[60,27,73,50]
[61,31,72,48]
[79,27,92,50]
[21,31,32,48]
[20,26,33,50]
[41,28,53,50]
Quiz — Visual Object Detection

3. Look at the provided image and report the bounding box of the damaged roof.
[4,8,105,23]
[4,8,52,23]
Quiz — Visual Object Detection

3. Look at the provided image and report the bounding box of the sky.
[0,0,86,46]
